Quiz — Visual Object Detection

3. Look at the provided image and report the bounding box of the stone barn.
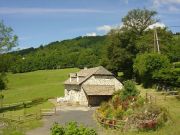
[64,66,123,106]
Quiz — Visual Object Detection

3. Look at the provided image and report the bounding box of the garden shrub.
[124,108,133,117]
[51,122,64,135]
[135,96,145,107]
[127,104,170,131]
[50,121,97,135]
[121,80,139,101]
[113,107,124,119]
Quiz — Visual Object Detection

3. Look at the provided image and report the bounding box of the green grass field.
[3,68,79,104]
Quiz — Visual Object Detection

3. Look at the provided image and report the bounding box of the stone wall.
[64,84,88,106]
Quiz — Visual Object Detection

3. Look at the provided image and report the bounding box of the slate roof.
[64,66,113,85]
[82,85,115,95]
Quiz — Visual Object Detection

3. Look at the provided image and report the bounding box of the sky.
[0,0,180,49]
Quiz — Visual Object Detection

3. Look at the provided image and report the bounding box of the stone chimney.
[69,73,76,82]
[77,76,79,82]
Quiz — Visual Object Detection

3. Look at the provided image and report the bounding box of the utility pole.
[154,28,160,54]
[154,29,156,53]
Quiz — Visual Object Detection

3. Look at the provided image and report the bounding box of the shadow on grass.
[0,97,48,113]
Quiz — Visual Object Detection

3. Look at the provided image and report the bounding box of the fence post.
[146,92,148,103]
[40,109,42,118]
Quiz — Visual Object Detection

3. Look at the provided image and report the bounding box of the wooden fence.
[2,101,32,108]
[145,91,179,104]
[40,108,57,116]
[95,111,125,129]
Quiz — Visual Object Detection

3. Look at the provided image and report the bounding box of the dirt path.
[26,107,99,135]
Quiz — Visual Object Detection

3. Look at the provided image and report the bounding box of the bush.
[121,80,139,101]
[133,53,171,87]
[135,96,145,107]
[50,121,97,135]
[51,122,64,135]
[130,104,170,130]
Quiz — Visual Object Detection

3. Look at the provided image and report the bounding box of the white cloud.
[147,22,166,29]
[85,32,97,37]
[97,24,123,33]
[0,7,113,14]
[97,25,113,33]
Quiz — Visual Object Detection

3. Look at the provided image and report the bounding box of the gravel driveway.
[26,106,98,135]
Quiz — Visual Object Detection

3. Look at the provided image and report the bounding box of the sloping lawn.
[3,68,79,104]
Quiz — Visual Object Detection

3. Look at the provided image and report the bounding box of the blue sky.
[0,0,180,49]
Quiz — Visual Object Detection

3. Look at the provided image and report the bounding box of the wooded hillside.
[0,36,107,73]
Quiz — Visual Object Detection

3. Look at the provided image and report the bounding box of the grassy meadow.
[3,68,79,104]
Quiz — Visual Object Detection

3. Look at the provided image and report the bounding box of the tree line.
[0,36,107,73]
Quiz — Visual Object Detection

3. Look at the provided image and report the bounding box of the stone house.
[64,66,123,106]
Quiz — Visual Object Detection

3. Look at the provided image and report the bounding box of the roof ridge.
[93,66,103,75]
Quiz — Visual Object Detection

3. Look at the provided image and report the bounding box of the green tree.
[133,53,171,87]
[122,8,157,35]
[136,28,173,54]
[0,21,18,54]
[0,21,18,106]
[166,35,180,62]
[106,9,158,78]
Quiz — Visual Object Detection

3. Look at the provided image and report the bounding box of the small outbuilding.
[64,66,123,106]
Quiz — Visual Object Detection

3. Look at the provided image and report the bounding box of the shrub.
[50,121,97,135]
[131,104,169,130]
[113,107,124,119]
[133,53,171,87]
[121,80,139,101]
[124,108,133,117]
[51,122,64,135]
[112,95,121,109]
[135,96,145,107]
